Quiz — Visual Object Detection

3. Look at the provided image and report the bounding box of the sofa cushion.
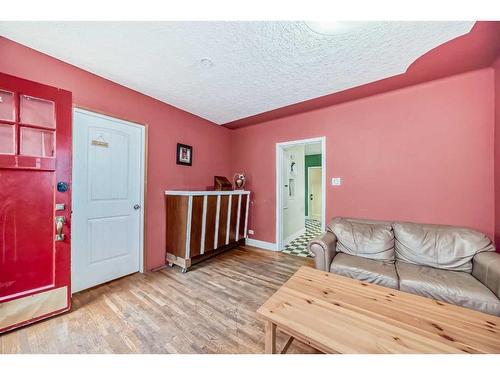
[396,261,500,316]
[328,217,395,261]
[330,253,398,289]
[393,222,495,273]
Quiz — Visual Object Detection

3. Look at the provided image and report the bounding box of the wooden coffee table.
[257,266,500,354]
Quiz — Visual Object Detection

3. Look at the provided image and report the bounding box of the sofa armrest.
[472,251,500,298]
[307,231,337,272]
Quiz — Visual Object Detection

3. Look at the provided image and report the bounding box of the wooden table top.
[257,266,500,354]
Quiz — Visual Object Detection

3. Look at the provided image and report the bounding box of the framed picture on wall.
[176,143,193,166]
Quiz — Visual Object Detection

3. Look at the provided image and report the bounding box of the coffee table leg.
[265,321,277,354]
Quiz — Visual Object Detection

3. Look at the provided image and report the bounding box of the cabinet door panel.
[204,196,217,253]
[228,195,239,242]
[165,196,188,257]
[239,195,248,239]
[189,196,204,257]
[218,195,229,246]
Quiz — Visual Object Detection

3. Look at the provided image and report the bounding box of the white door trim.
[307,166,322,220]
[71,107,146,280]
[276,136,326,251]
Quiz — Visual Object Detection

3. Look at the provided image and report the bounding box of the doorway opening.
[276,137,326,257]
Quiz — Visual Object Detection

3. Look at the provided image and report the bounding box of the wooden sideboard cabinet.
[165,190,250,272]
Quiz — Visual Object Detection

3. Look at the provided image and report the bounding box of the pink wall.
[0,37,232,270]
[494,57,500,244]
[231,69,496,244]
[1,36,497,265]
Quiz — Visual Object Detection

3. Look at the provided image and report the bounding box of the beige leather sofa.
[308,217,500,316]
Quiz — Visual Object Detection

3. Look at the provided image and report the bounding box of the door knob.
[134,204,141,210]
[55,216,65,241]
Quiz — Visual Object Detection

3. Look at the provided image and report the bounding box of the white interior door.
[72,109,144,293]
[309,167,322,222]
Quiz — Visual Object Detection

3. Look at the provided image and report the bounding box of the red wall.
[231,69,496,244]
[495,57,500,245]
[0,37,232,270]
[1,36,497,265]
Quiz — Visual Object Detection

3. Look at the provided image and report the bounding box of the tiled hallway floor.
[282,218,322,258]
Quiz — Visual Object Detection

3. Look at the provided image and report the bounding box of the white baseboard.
[283,227,306,246]
[245,238,279,251]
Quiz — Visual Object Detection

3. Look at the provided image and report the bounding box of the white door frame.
[307,166,322,220]
[71,107,146,278]
[276,136,326,251]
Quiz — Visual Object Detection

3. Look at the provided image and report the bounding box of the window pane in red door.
[0,123,15,154]
[20,127,55,157]
[20,95,55,128]
[0,90,15,121]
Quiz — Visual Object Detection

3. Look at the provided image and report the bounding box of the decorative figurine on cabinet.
[233,173,246,190]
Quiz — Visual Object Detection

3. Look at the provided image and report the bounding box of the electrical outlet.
[248,229,255,235]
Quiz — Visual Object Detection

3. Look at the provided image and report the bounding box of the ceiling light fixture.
[304,21,366,36]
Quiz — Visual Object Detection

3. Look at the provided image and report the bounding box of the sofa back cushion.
[327,217,395,262]
[393,222,495,273]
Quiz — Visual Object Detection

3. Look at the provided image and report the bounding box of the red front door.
[0,72,72,333]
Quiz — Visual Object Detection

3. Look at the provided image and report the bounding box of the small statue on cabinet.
[233,173,246,190]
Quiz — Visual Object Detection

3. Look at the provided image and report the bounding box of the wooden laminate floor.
[0,246,318,354]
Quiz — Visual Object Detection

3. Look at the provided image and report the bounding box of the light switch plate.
[331,177,342,186]
[248,229,255,235]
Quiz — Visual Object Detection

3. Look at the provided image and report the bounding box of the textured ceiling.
[0,21,474,124]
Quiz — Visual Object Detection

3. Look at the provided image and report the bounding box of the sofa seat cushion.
[328,217,395,262]
[396,261,500,316]
[393,222,495,273]
[330,253,398,289]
